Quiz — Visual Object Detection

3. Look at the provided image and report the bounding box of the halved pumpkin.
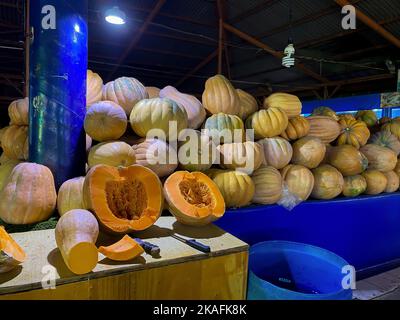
[0,226,26,274]
[164,171,225,227]
[83,165,163,234]
[98,235,144,261]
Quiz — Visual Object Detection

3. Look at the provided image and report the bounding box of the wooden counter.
[0,217,249,300]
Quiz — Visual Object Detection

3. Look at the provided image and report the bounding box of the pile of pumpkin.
[2,71,400,276]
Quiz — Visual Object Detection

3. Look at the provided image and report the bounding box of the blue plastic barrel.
[248,241,353,300]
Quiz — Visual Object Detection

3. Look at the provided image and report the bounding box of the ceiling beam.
[335,0,400,48]
[106,0,167,80]
[229,0,279,24]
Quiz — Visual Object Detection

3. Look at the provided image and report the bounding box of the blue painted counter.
[215,193,400,280]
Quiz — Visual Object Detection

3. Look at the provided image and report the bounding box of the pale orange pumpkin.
[362,170,388,195]
[360,144,397,173]
[311,165,344,200]
[383,171,399,193]
[8,97,29,126]
[281,165,315,201]
[86,70,103,107]
[307,116,341,144]
[57,177,86,216]
[327,145,369,177]
[291,137,326,169]
[258,137,293,169]
[252,166,283,205]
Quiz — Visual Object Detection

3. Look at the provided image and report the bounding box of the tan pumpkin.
[307,116,341,144]
[370,131,400,156]
[342,175,367,197]
[258,137,293,169]
[57,177,86,216]
[202,74,241,116]
[146,86,160,99]
[360,144,397,173]
[103,77,148,115]
[327,145,368,176]
[130,98,188,141]
[0,163,57,225]
[291,137,326,169]
[237,89,258,120]
[281,116,310,141]
[8,97,29,126]
[337,118,370,149]
[86,70,103,107]
[132,138,178,178]
[311,165,344,200]
[84,101,127,142]
[0,160,21,192]
[362,170,388,195]
[204,113,245,144]
[245,107,289,139]
[263,93,302,118]
[311,107,339,121]
[382,119,400,140]
[252,166,283,205]
[1,125,28,160]
[88,141,136,168]
[160,86,206,130]
[281,165,314,201]
[384,171,399,193]
[217,141,263,175]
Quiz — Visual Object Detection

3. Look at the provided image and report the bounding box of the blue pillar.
[29,0,88,188]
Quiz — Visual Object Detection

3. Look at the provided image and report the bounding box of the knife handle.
[186,239,211,253]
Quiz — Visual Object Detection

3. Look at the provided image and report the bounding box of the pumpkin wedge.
[84,165,163,234]
[164,171,225,227]
[98,235,144,261]
[0,226,26,274]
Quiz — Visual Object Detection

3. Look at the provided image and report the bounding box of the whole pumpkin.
[356,110,378,127]
[360,144,397,173]
[146,86,160,99]
[362,170,388,195]
[245,107,288,139]
[342,175,367,197]
[57,177,86,216]
[236,89,258,120]
[103,77,148,115]
[1,125,28,160]
[86,70,103,107]
[369,131,400,156]
[337,118,370,149]
[130,98,188,141]
[312,107,339,121]
[84,101,127,142]
[160,86,206,130]
[204,113,245,144]
[8,97,29,126]
[307,116,341,144]
[202,75,241,116]
[252,166,283,205]
[291,137,326,169]
[382,119,400,139]
[88,141,136,168]
[327,145,368,176]
[281,164,314,201]
[311,165,344,200]
[384,171,399,193]
[281,116,310,141]
[338,114,356,122]
[263,93,302,118]
[258,137,293,169]
[132,138,178,178]
[0,163,57,225]
[0,160,21,191]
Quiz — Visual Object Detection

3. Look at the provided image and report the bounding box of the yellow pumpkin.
[258,137,293,169]
[202,75,241,116]
[84,101,127,142]
[338,114,356,122]
[57,177,86,216]
[384,171,399,193]
[382,119,400,139]
[130,98,188,141]
[204,113,245,144]
[0,160,21,192]
[237,89,258,120]
[307,116,341,144]
[160,86,206,130]
[337,119,370,149]
[311,165,344,200]
[103,77,148,115]
[281,165,315,201]
[88,141,136,168]
[327,145,369,176]
[252,166,283,205]
[291,137,326,169]
[146,86,160,99]
[311,107,339,121]
[86,70,103,107]
[362,170,388,195]
[342,175,367,197]
[1,125,28,160]
[8,97,29,126]
[360,144,397,173]
[0,163,57,225]
[263,93,302,118]
[245,107,289,139]
[281,116,310,141]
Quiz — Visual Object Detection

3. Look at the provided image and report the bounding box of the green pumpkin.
[343,175,367,197]
[203,113,245,144]
[356,110,378,127]
[312,107,339,121]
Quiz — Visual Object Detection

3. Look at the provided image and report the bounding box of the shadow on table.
[0,266,23,285]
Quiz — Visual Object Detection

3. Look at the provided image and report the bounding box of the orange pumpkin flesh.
[98,235,144,261]
[164,172,225,226]
[83,165,163,234]
[0,226,26,273]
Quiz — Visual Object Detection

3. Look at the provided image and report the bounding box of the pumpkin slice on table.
[84,165,164,234]
[98,235,144,262]
[0,226,26,274]
[164,171,225,227]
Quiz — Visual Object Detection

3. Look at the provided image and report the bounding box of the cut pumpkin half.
[164,171,226,227]
[83,165,164,234]
[98,235,144,261]
[0,226,26,274]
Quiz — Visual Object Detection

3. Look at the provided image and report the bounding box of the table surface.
[0,217,248,295]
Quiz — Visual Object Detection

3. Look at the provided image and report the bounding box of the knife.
[171,234,211,253]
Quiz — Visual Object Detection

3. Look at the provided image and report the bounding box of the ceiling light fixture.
[105,6,126,25]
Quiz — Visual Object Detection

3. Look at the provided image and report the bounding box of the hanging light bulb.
[105,6,126,25]
[282,42,295,68]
